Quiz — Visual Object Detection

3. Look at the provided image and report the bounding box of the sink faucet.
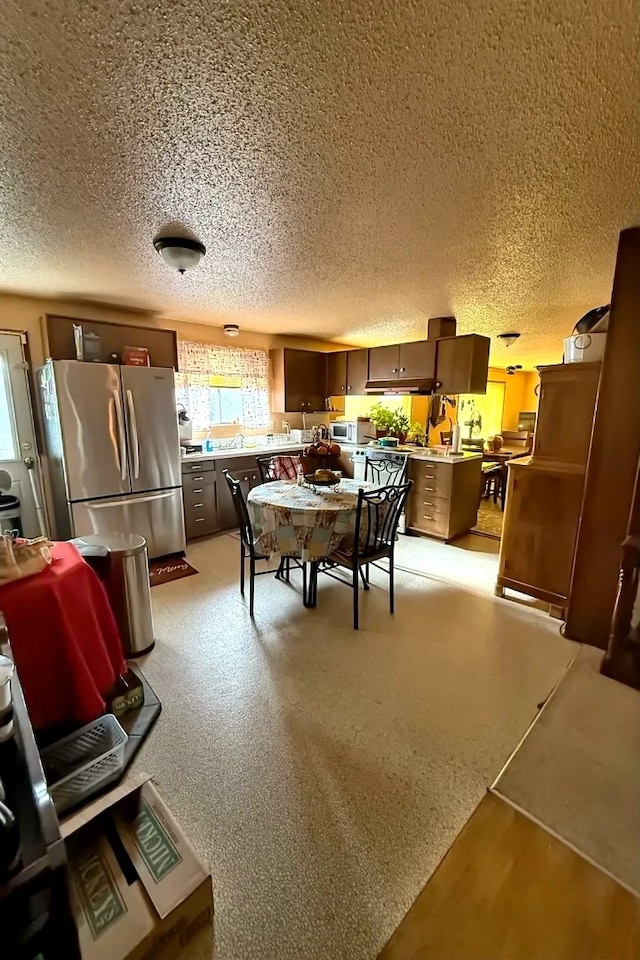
[282,421,291,436]
[231,432,245,448]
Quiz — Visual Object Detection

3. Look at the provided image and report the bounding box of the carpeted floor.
[136,532,578,960]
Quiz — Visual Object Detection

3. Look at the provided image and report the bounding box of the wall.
[484,367,539,431]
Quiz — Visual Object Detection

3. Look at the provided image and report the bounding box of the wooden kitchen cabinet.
[328,348,370,396]
[368,345,401,381]
[496,362,600,610]
[346,349,368,394]
[406,456,482,541]
[270,348,327,412]
[215,455,260,530]
[368,341,436,382]
[327,351,348,396]
[435,334,490,395]
[182,458,218,540]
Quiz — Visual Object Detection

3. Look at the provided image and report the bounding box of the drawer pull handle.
[190,464,204,469]
[425,486,435,492]
[425,474,436,479]
[423,501,435,506]
[192,488,203,494]
[191,476,204,481]
[423,515,435,521]
[193,502,204,508]
[194,518,205,523]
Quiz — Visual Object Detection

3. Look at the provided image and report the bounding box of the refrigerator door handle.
[112,390,127,481]
[86,491,174,509]
[126,389,140,479]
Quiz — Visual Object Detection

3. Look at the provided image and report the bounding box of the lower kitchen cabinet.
[215,456,261,531]
[182,458,218,539]
[406,456,482,541]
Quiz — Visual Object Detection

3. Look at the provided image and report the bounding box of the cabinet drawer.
[181,459,216,475]
[183,473,216,495]
[409,462,452,499]
[184,484,217,539]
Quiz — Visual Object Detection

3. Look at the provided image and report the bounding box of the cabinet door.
[435,335,490,395]
[346,349,368,395]
[500,465,585,598]
[533,365,599,466]
[285,350,326,411]
[398,341,436,379]
[327,351,348,396]
[368,345,400,381]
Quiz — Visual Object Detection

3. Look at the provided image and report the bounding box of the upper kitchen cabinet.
[270,348,327,412]
[368,341,436,382]
[434,334,490,395]
[327,351,348,396]
[327,349,369,396]
[346,349,368,394]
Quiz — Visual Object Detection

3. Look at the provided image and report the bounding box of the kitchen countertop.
[407,450,483,463]
[181,442,305,462]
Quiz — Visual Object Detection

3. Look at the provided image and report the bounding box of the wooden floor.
[378,792,640,960]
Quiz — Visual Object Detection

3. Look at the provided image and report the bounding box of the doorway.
[0,332,47,537]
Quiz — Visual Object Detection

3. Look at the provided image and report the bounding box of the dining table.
[247,477,378,608]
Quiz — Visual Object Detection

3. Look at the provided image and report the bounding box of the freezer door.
[121,366,181,493]
[44,360,130,501]
[70,488,186,559]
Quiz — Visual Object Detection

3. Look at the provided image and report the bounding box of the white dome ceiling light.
[153,236,206,274]
[224,324,240,338]
[497,332,521,347]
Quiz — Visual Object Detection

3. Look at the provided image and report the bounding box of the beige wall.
[0,293,348,370]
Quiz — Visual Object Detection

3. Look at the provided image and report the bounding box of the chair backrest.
[256,456,278,483]
[501,430,532,449]
[354,481,412,561]
[440,430,452,444]
[462,438,485,450]
[256,454,301,482]
[222,469,254,548]
[364,456,407,487]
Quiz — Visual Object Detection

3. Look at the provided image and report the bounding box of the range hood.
[364,377,439,395]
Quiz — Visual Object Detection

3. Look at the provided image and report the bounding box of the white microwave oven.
[330,420,373,444]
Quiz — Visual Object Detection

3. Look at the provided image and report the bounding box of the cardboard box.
[63,772,214,960]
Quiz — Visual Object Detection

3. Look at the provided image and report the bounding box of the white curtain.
[175,340,270,430]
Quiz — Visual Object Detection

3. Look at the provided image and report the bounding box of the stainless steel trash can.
[73,533,155,657]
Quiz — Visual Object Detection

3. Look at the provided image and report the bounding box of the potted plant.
[369,403,412,443]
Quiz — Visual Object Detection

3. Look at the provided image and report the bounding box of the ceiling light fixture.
[224,324,240,338]
[506,364,523,375]
[497,332,521,347]
[153,236,206,274]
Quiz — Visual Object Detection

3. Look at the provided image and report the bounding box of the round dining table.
[247,478,377,607]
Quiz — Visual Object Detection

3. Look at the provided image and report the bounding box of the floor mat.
[472,498,504,539]
[149,556,198,586]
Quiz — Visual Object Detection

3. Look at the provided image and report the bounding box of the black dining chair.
[364,456,407,487]
[320,481,412,630]
[256,456,278,483]
[222,468,288,616]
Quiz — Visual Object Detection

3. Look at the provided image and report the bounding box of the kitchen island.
[405,451,483,542]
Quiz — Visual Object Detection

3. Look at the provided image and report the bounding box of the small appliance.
[330,420,373,444]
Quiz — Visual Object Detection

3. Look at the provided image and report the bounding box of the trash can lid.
[74,533,147,556]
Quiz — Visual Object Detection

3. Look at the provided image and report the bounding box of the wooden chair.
[364,456,407,487]
[440,430,452,445]
[481,462,503,505]
[320,481,412,629]
[501,430,533,452]
[222,469,288,616]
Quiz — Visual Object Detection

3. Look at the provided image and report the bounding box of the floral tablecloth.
[247,479,377,561]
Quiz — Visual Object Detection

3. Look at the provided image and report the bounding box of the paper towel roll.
[451,424,462,454]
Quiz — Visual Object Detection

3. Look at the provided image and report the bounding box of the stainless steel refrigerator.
[38,360,185,558]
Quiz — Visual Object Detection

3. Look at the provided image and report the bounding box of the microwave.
[330,420,373,444]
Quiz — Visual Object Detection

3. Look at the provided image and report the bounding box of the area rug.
[149,556,198,587]
[472,498,504,540]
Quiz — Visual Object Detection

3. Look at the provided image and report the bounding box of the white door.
[0,333,47,537]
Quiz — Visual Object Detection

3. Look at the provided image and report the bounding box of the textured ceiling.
[1,1,639,368]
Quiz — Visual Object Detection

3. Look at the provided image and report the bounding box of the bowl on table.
[304,469,341,488]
